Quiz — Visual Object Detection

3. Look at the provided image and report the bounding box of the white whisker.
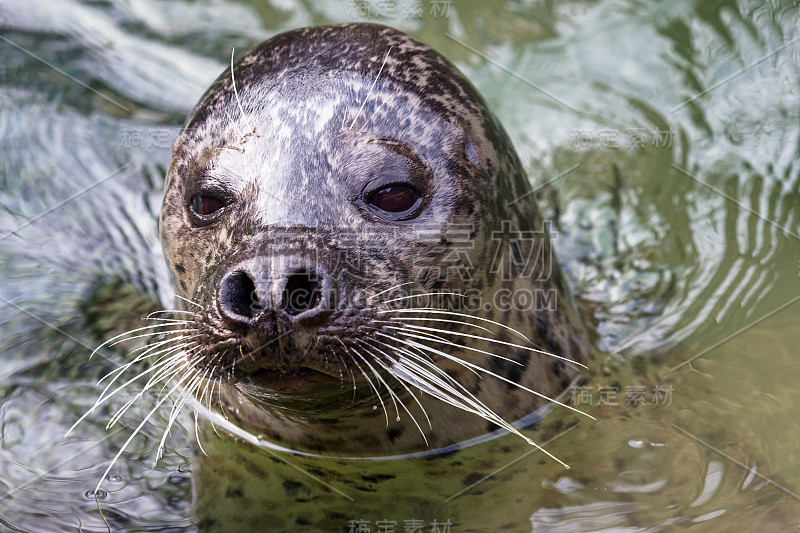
[230,47,253,133]
[389,323,586,368]
[379,307,532,343]
[366,282,415,302]
[377,316,495,336]
[349,346,397,426]
[171,293,202,309]
[375,331,594,421]
[93,370,195,494]
[89,323,189,360]
[348,46,393,130]
[372,324,522,368]
[357,340,432,432]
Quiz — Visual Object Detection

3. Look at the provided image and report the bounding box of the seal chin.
[241,367,339,393]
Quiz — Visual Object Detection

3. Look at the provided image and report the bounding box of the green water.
[1,0,799,531]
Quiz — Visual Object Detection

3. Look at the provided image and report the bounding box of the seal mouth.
[241,366,338,392]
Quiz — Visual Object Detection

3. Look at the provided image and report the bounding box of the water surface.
[1,0,799,531]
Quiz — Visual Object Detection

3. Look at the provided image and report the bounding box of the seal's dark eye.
[367,184,420,214]
[190,194,226,217]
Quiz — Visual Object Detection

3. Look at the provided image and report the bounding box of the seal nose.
[281,268,322,315]
[218,270,262,323]
[218,258,333,329]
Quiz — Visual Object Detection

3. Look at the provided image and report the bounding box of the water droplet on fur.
[107,474,122,483]
[396,417,401,421]
[373,405,377,410]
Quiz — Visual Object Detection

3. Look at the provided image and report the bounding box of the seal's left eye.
[367,184,420,215]
[190,194,226,217]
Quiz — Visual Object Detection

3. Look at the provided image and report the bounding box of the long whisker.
[379,307,532,343]
[106,357,192,430]
[145,310,200,319]
[93,370,195,494]
[89,323,189,359]
[369,324,522,368]
[98,334,195,386]
[375,331,594,421]
[387,323,586,368]
[143,318,194,324]
[376,339,495,416]
[348,46,393,130]
[92,344,196,422]
[381,338,572,468]
[366,282,415,302]
[230,47,253,133]
[357,340,432,432]
[171,293,202,308]
[66,346,195,437]
[159,366,207,459]
[374,316,495,336]
[349,346,399,425]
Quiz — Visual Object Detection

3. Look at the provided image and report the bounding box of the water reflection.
[0,0,799,530]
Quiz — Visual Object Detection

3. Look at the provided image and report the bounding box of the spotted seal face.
[160,23,593,454]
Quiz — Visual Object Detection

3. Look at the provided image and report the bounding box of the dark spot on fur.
[225,488,243,499]
[386,427,403,443]
[489,351,525,389]
[463,472,484,486]
[282,479,306,497]
[174,262,186,274]
[361,473,396,483]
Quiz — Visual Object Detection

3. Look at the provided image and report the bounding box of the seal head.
[160,23,593,454]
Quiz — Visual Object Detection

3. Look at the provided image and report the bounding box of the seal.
[158,22,594,456]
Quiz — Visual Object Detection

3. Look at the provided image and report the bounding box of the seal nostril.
[281,269,322,315]
[220,270,261,320]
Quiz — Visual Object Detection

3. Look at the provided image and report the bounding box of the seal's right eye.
[189,194,226,219]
